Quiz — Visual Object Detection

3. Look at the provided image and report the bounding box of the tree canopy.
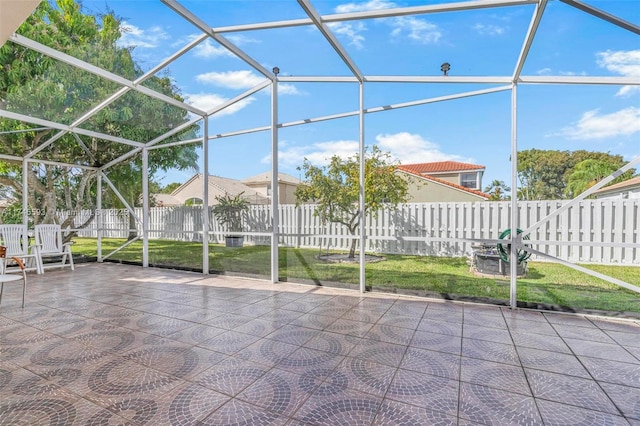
[295,146,409,258]
[484,179,511,201]
[0,0,198,228]
[517,149,634,200]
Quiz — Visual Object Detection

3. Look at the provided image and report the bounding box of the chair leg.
[21,276,26,308]
[68,248,75,271]
[0,282,3,305]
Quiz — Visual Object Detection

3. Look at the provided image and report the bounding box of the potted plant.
[213,192,249,247]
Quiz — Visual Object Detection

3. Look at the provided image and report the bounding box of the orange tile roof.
[400,161,485,174]
[397,166,490,199]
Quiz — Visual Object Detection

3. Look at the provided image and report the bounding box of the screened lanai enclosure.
[1,0,639,315]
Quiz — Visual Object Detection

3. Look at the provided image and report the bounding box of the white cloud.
[185,93,255,116]
[196,70,266,89]
[534,68,588,77]
[193,39,233,58]
[597,49,640,96]
[559,70,587,76]
[279,84,304,95]
[272,140,360,168]
[226,34,261,45]
[328,0,394,48]
[327,22,367,49]
[391,16,441,44]
[118,22,169,49]
[270,132,470,168]
[473,23,506,36]
[375,132,470,163]
[196,71,301,95]
[330,0,439,47]
[335,0,396,13]
[555,107,640,140]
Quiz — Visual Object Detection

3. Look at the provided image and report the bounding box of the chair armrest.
[10,256,26,270]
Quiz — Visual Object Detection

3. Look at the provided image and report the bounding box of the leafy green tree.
[565,159,618,198]
[517,149,633,200]
[0,0,198,230]
[295,146,409,259]
[161,182,181,194]
[484,179,511,201]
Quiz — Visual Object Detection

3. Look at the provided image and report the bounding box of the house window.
[460,173,477,189]
[266,184,272,197]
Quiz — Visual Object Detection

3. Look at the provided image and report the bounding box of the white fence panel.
[60,199,639,265]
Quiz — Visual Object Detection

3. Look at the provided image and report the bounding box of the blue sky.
[81,0,638,188]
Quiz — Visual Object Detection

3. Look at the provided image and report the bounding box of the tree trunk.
[348,237,358,259]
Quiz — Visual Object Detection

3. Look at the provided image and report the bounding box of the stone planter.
[225,236,244,247]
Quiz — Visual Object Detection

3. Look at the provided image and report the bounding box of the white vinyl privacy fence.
[63,199,639,265]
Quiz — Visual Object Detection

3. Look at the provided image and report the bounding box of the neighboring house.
[396,161,490,202]
[592,176,640,200]
[151,193,182,207]
[155,172,301,206]
[242,171,302,204]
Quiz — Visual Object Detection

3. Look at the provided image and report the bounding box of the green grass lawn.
[71,237,640,315]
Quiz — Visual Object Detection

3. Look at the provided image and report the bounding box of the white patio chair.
[0,224,43,274]
[34,224,75,271]
[0,246,27,308]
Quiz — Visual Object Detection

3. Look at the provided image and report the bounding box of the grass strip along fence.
[71,238,640,316]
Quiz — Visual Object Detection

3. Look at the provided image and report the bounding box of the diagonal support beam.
[0,109,143,148]
[161,0,272,79]
[527,247,640,294]
[513,0,548,81]
[560,0,640,35]
[101,172,141,224]
[210,0,537,33]
[522,156,640,236]
[297,0,363,82]
[27,33,210,160]
[10,34,206,116]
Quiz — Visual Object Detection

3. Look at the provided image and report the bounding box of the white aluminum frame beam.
[271,80,279,283]
[207,80,272,117]
[101,172,141,226]
[522,156,640,236]
[161,0,273,79]
[527,247,640,294]
[149,86,512,147]
[266,75,640,85]
[10,34,206,116]
[27,34,209,160]
[297,0,363,81]
[72,134,97,165]
[509,83,519,309]
[513,0,548,81]
[560,0,640,35]
[0,109,143,148]
[202,118,210,274]
[142,147,149,267]
[26,158,97,171]
[210,0,536,34]
[520,76,640,85]
[146,86,512,148]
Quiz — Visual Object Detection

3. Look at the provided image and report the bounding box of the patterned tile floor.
[1,263,639,425]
